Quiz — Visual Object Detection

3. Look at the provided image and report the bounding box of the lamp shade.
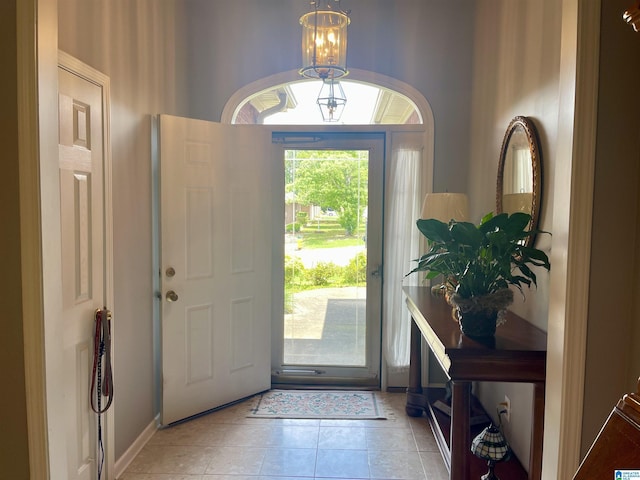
[471,424,510,462]
[300,5,349,79]
[501,192,532,215]
[420,193,469,222]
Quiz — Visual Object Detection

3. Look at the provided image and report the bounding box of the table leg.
[406,318,424,417]
[450,381,471,480]
[529,382,545,480]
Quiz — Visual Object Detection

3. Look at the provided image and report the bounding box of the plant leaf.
[503,212,532,236]
[407,210,551,299]
[416,218,451,243]
[450,222,484,247]
[479,212,509,233]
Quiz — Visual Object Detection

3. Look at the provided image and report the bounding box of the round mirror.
[496,116,542,247]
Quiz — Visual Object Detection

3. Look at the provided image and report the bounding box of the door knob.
[165,290,179,302]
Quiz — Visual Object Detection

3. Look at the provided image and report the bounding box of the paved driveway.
[283,286,367,366]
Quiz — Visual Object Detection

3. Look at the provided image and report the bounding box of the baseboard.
[114,415,158,479]
[385,386,407,393]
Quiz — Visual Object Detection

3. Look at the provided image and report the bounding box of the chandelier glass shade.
[299,1,350,80]
[316,79,347,122]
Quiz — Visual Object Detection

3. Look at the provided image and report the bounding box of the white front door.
[159,115,275,425]
[58,60,112,480]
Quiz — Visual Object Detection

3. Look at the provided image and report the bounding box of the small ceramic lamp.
[470,423,510,480]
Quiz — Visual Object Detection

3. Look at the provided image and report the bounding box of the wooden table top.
[403,286,547,382]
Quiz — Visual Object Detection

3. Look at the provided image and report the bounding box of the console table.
[403,286,547,480]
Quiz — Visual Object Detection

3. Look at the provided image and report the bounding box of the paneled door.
[159,115,276,425]
[58,57,112,480]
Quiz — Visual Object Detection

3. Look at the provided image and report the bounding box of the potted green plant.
[407,212,551,338]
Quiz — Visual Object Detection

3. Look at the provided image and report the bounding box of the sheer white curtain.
[383,147,423,372]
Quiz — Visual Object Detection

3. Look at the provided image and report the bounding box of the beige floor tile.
[368,450,427,479]
[365,427,417,451]
[315,449,370,478]
[412,430,440,453]
[247,417,323,427]
[148,422,233,447]
[318,426,367,450]
[203,446,267,475]
[259,447,317,476]
[254,477,309,480]
[202,476,260,480]
[125,445,215,475]
[223,424,278,447]
[420,452,449,480]
[119,474,206,480]
[271,425,320,448]
[121,392,448,480]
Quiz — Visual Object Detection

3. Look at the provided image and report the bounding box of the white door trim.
[17,0,49,476]
[543,0,600,477]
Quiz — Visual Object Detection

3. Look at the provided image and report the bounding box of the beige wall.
[468,0,640,468]
[468,0,562,469]
[1,0,31,477]
[469,0,560,326]
[58,0,190,458]
[184,0,476,195]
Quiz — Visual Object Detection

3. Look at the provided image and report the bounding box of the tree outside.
[286,150,368,236]
[283,149,370,367]
[284,149,369,303]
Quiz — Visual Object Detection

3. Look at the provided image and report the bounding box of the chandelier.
[300,0,350,122]
[299,0,350,80]
[316,78,347,122]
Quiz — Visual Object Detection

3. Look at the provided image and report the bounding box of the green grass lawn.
[296,217,366,249]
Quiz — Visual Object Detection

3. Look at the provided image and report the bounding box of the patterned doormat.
[249,390,386,419]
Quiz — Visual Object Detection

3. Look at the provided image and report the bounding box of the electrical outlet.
[499,395,511,422]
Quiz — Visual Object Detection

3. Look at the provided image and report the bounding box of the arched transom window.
[230,77,422,126]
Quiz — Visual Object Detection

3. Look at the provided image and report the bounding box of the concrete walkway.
[283,286,367,366]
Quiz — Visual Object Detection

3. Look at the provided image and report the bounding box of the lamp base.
[480,466,500,480]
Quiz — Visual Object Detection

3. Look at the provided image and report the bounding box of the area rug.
[249,390,386,419]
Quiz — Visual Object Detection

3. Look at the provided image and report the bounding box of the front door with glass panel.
[273,135,384,386]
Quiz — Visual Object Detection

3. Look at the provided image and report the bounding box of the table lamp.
[501,192,533,214]
[420,192,469,222]
[470,422,510,480]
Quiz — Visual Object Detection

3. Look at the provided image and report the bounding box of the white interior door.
[58,63,110,480]
[159,115,275,425]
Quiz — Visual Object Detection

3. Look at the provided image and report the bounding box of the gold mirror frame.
[496,116,542,247]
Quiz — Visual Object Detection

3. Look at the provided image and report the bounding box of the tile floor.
[120,392,449,480]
